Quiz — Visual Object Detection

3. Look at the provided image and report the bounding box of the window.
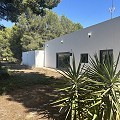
[81,53,88,63]
[56,52,70,68]
[100,49,113,64]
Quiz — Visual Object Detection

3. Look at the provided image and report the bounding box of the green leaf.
[50,97,70,105]
[65,106,71,120]
[90,100,102,108]
[92,114,97,120]
[114,52,120,75]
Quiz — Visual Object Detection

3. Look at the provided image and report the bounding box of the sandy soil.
[0,67,62,120]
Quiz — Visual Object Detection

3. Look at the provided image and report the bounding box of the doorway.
[56,52,71,68]
[100,49,113,64]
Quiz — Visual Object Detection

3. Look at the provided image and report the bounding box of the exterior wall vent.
[88,32,92,38]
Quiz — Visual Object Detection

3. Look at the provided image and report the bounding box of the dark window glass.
[100,49,113,64]
[56,52,70,68]
[81,53,88,63]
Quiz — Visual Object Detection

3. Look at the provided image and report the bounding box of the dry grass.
[0,66,67,120]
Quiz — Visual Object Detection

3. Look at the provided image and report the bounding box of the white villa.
[22,16,120,70]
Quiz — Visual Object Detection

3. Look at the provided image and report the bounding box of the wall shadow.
[0,70,66,119]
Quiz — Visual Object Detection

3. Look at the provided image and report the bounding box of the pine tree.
[0,28,14,61]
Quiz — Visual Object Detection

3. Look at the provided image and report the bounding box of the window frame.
[56,52,71,68]
[100,49,113,64]
[80,53,88,63]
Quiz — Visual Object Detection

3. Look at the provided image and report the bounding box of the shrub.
[86,53,120,120]
[51,55,92,120]
[51,53,120,120]
[0,62,9,80]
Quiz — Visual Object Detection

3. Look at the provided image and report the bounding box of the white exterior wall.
[35,50,44,67]
[22,51,35,67]
[27,51,35,67]
[22,52,28,65]
[45,17,120,69]
[22,50,44,67]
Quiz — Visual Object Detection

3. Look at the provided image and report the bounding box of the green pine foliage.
[10,25,22,62]
[11,9,83,55]
[42,11,64,41]
[21,32,43,51]
[60,15,83,34]
[17,9,83,52]
[0,0,61,22]
[0,28,14,62]
[0,9,83,62]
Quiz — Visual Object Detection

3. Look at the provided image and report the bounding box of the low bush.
[51,53,120,120]
[0,62,9,80]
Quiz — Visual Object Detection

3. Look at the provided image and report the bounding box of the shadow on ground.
[1,62,29,70]
[0,69,67,120]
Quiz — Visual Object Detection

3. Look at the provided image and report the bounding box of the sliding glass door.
[56,52,70,68]
[100,49,113,64]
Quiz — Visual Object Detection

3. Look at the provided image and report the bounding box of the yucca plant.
[86,52,120,120]
[51,55,92,120]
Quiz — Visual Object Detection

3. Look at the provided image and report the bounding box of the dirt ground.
[0,67,62,120]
